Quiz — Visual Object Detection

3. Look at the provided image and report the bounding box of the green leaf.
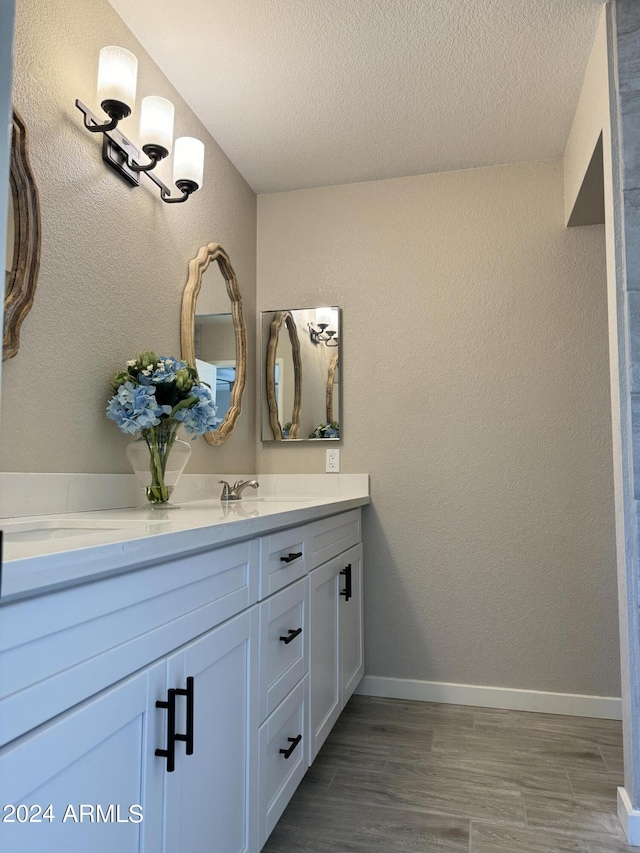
[171,395,198,416]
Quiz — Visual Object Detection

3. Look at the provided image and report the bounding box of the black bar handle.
[174,676,195,756]
[279,734,302,759]
[280,552,303,563]
[340,564,352,601]
[279,628,302,645]
[155,688,177,772]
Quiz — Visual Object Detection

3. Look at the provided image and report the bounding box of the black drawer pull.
[279,628,302,644]
[280,552,302,563]
[279,734,302,759]
[174,676,194,756]
[340,563,352,601]
[155,688,177,772]
[155,676,194,772]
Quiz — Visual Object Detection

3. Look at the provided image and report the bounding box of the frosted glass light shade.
[139,96,175,154]
[97,46,138,110]
[173,137,205,188]
[316,307,338,329]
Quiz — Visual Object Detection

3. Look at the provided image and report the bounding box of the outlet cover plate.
[326,449,340,473]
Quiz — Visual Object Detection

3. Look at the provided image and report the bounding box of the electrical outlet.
[326,448,340,473]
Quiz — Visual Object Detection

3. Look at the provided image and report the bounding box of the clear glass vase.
[126,419,191,506]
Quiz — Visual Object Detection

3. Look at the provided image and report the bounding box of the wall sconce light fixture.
[308,307,339,347]
[75,46,205,204]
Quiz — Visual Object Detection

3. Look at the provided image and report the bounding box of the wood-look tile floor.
[262,695,632,852]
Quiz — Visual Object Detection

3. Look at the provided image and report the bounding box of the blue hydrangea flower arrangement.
[107,352,220,504]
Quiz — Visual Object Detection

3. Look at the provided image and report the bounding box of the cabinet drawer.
[0,539,259,747]
[259,524,309,598]
[259,578,308,722]
[258,676,308,848]
[310,509,361,568]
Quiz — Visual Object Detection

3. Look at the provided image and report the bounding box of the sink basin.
[3,519,163,544]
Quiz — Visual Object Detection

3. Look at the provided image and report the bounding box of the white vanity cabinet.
[0,505,365,853]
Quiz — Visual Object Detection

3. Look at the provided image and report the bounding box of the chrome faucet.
[219,479,260,501]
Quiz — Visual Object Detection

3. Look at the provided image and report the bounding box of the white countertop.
[0,494,370,602]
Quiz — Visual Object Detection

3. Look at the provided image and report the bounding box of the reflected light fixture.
[308,307,339,347]
[75,46,204,204]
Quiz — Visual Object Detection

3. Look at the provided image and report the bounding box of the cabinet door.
[339,543,364,706]
[0,663,165,853]
[162,608,259,853]
[309,557,341,763]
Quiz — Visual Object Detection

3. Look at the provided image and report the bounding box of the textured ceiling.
[108,0,605,193]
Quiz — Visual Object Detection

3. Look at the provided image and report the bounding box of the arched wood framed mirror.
[4,109,41,361]
[265,311,302,440]
[181,243,247,445]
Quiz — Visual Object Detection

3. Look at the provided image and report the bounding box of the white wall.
[257,160,619,697]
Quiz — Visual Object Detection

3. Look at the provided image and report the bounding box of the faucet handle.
[218,480,231,498]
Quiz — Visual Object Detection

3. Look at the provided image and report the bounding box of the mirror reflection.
[193,263,236,426]
[262,307,341,441]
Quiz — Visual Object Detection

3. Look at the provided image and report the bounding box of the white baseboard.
[355,676,622,720]
[618,787,640,845]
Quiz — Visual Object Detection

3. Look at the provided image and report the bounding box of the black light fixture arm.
[129,144,169,173]
[78,98,131,133]
[81,113,119,133]
[161,179,198,204]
